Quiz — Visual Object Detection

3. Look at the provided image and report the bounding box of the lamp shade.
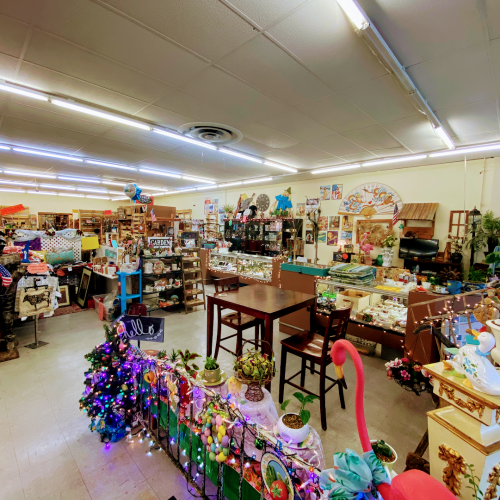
[81,236,100,250]
[468,206,482,228]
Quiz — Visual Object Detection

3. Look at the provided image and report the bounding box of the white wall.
[155,157,499,266]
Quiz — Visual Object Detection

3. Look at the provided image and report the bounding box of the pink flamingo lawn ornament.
[359,232,374,260]
[331,339,456,500]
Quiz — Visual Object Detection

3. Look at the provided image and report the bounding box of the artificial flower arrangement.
[381,234,398,248]
[385,357,433,395]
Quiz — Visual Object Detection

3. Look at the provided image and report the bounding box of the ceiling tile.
[307,133,366,156]
[260,109,333,142]
[134,105,194,129]
[78,139,157,164]
[436,100,499,137]
[217,35,333,107]
[24,30,174,103]
[233,137,276,156]
[382,115,440,146]
[0,14,29,58]
[342,75,421,123]
[339,152,377,162]
[101,0,255,60]
[358,0,484,66]
[18,62,147,115]
[404,138,446,153]
[280,143,334,161]
[0,53,19,80]
[313,158,348,167]
[35,0,209,87]
[268,0,388,91]
[102,129,183,154]
[295,93,376,133]
[181,67,288,123]
[371,147,412,158]
[486,0,500,41]
[408,43,496,110]
[261,150,311,169]
[341,125,402,150]
[454,130,500,146]
[166,145,223,165]
[0,0,44,24]
[238,123,299,149]
[489,39,500,100]
[226,0,308,28]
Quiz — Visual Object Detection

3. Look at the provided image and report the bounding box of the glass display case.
[245,221,263,253]
[237,254,273,281]
[263,220,283,255]
[316,278,409,334]
[208,251,239,273]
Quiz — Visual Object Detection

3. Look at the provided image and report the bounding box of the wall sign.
[117,315,164,342]
[0,204,25,216]
[148,237,172,250]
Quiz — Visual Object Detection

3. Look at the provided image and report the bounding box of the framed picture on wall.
[58,285,70,307]
[77,268,92,308]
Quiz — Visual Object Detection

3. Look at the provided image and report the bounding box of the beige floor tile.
[115,480,160,500]
[15,431,70,472]
[0,472,26,500]
[146,466,193,500]
[39,476,91,500]
[125,437,176,480]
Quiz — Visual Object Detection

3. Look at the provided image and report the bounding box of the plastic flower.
[414,364,422,372]
[400,370,410,381]
[386,369,393,380]
[421,369,429,378]
[401,357,409,363]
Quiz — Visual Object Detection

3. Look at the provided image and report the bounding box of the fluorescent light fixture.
[139,168,182,179]
[218,181,242,188]
[101,181,126,187]
[152,129,217,150]
[162,190,179,195]
[86,195,110,200]
[111,197,128,201]
[362,155,427,167]
[58,193,85,197]
[0,81,48,101]
[196,185,214,191]
[177,188,197,193]
[429,143,500,158]
[434,127,455,150]
[218,149,263,163]
[107,190,126,195]
[311,164,361,174]
[0,180,36,187]
[139,185,167,191]
[85,160,136,171]
[4,169,56,178]
[182,175,216,184]
[13,147,83,162]
[40,183,76,190]
[0,188,25,193]
[58,176,100,183]
[0,145,11,150]
[263,161,298,173]
[243,177,273,184]
[27,190,56,195]
[336,0,369,30]
[77,188,108,193]
[52,99,151,130]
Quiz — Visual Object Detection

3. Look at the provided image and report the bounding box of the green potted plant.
[203,356,221,384]
[223,204,235,219]
[466,210,500,255]
[381,233,397,267]
[234,346,275,402]
[448,234,464,263]
[278,392,318,444]
[371,439,397,472]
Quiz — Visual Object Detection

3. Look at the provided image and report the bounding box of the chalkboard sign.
[117,315,164,342]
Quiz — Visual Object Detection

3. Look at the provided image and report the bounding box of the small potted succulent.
[203,356,221,384]
[278,392,318,444]
[371,439,397,472]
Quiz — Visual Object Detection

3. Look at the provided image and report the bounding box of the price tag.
[68,266,73,272]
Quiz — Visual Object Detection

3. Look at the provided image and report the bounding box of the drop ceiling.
[0,0,499,195]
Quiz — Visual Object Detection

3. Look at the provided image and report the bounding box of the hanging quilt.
[338,182,402,218]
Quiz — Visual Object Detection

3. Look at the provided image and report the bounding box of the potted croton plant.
[278,392,318,444]
[203,356,221,384]
[371,439,397,472]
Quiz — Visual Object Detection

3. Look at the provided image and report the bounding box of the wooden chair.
[279,306,351,431]
[213,277,263,359]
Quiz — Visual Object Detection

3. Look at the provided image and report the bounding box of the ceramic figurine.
[443,329,500,395]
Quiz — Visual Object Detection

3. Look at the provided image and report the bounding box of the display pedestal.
[425,362,500,499]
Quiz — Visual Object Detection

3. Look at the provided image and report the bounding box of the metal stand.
[25,315,49,349]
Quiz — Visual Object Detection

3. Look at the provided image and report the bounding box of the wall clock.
[256,194,270,213]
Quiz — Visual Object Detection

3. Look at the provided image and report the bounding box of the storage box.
[280,262,330,277]
[336,289,371,311]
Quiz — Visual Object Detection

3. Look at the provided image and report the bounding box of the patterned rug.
[53,303,85,316]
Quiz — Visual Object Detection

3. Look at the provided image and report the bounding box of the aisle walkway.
[0,291,433,499]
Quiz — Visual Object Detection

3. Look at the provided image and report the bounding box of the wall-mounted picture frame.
[77,268,92,308]
[58,285,70,307]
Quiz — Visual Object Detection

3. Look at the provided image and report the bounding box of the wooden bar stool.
[213,277,263,359]
[279,306,351,430]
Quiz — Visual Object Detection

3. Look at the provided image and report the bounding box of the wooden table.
[206,284,317,389]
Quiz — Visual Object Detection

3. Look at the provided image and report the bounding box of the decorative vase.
[203,366,221,384]
[277,414,310,444]
[450,252,463,263]
[381,247,394,267]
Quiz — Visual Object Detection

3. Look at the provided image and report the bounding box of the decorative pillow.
[45,249,75,265]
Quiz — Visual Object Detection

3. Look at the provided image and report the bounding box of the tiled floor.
[0,287,433,499]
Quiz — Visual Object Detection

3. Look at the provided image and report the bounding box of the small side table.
[116,270,142,314]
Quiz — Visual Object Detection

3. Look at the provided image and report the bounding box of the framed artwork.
[58,285,70,307]
[318,216,328,231]
[327,230,339,245]
[342,215,354,230]
[331,184,343,200]
[218,206,225,214]
[317,231,327,243]
[305,198,319,213]
[328,216,340,230]
[320,185,331,200]
[305,230,314,244]
[77,268,92,308]
[204,198,212,205]
[356,219,393,246]
[296,203,305,216]
[218,214,225,225]
[341,231,353,241]
[339,182,402,217]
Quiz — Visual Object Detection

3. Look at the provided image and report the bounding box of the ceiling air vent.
[177,122,243,146]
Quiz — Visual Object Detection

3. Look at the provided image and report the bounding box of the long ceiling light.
[111,197,129,201]
[244,177,273,184]
[162,190,179,195]
[139,168,182,178]
[77,188,108,193]
[107,190,126,195]
[218,181,242,187]
[86,195,110,200]
[263,161,298,173]
[139,184,167,191]
[336,0,369,30]
[177,188,197,193]
[4,169,56,178]
[51,99,151,131]
[0,180,36,187]
[362,155,427,167]
[0,188,25,193]
[434,127,455,150]
[101,181,126,187]
[182,175,216,184]
[0,81,49,101]
[58,176,100,183]
[152,129,217,150]
[27,190,56,195]
[13,147,83,162]
[40,183,76,190]
[196,186,213,191]
[218,149,263,163]
[0,145,11,150]
[429,143,500,158]
[311,164,361,174]
[85,160,136,171]
[58,193,85,197]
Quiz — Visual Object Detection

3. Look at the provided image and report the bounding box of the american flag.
[392,203,399,226]
[0,265,12,287]
[151,209,156,222]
